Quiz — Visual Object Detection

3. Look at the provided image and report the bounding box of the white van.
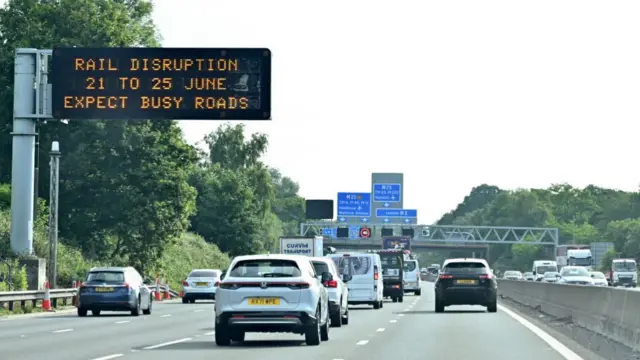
[403,259,421,295]
[328,252,384,309]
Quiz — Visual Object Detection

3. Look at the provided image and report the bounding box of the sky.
[152,0,640,224]
[4,0,640,224]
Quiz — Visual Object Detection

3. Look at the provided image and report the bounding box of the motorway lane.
[0,282,588,360]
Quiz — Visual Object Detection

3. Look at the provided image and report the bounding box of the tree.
[269,168,305,235]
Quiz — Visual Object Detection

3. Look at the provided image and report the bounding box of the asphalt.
[0,283,602,360]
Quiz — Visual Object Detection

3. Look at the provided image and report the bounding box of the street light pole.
[47,141,61,288]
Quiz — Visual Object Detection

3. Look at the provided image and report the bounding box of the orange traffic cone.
[154,274,162,301]
[163,276,170,300]
[42,281,51,311]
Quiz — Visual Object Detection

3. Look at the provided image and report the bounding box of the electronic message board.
[51,47,271,120]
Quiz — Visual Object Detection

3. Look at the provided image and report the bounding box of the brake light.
[123,282,131,289]
[374,266,379,280]
[439,274,453,279]
[323,280,338,288]
[214,281,219,287]
[218,282,239,290]
[480,274,492,280]
[182,280,189,286]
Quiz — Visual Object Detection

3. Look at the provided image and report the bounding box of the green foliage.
[0,2,307,291]
[439,183,640,270]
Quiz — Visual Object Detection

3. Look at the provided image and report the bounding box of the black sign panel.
[51,47,271,120]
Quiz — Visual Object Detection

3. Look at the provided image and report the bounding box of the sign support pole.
[10,48,38,255]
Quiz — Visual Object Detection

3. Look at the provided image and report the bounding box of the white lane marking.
[499,304,584,360]
[389,319,397,323]
[114,320,130,324]
[194,309,204,313]
[52,328,73,333]
[160,314,172,318]
[203,331,216,336]
[356,340,369,345]
[91,355,124,360]
[143,337,193,350]
[376,328,385,332]
[398,314,405,317]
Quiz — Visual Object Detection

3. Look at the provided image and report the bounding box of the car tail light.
[374,266,379,280]
[439,274,453,279]
[218,282,239,290]
[214,281,219,287]
[287,282,310,290]
[480,274,492,280]
[182,280,189,286]
[323,280,338,288]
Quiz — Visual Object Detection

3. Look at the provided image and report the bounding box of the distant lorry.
[609,258,637,287]
[556,244,590,269]
[567,249,593,270]
[382,236,411,250]
[279,236,324,257]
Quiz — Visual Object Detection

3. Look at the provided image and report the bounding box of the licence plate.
[455,280,477,285]
[95,287,114,292]
[248,298,280,305]
[196,282,208,286]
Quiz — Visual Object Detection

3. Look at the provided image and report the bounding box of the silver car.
[589,271,608,286]
[311,257,351,327]
[214,254,331,346]
[181,269,222,303]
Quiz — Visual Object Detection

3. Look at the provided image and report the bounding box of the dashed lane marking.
[52,328,73,333]
[398,314,405,317]
[115,320,130,324]
[91,354,124,360]
[203,331,216,336]
[356,340,369,345]
[194,309,204,313]
[389,319,397,323]
[160,314,172,318]
[143,337,193,350]
[376,328,385,332]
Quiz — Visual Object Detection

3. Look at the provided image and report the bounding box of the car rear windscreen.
[330,256,372,276]
[312,262,331,276]
[404,261,417,272]
[86,271,125,282]
[380,254,402,269]
[188,270,218,278]
[443,262,488,274]
[230,259,301,278]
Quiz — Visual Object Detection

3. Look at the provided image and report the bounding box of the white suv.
[311,257,350,327]
[214,254,331,346]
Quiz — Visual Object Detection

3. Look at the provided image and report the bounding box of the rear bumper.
[78,294,136,311]
[436,286,496,305]
[216,311,316,334]
[329,300,340,315]
[183,292,215,300]
[404,281,420,291]
[383,284,403,297]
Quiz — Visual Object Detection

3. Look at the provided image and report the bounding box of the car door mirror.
[321,271,333,282]
[342,274,352,283]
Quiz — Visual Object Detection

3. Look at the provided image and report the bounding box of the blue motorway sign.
[373,183,401,202]
[321,226,361,239]
[375,209,417,218]
[337,192,371,217]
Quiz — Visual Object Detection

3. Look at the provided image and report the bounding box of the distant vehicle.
[214,254,330,346]
[523,272,535,281]
[589,271,608,286]
[181,269,222,304]
[610,259,637,287]
[328,252,384,309]
[542,271,560,283]
[311,257,351,327]
[377,249,406,303]
[556,266,593,285]
[503,271,523,280]
[77,266,153,317]
[556,244,590,268]
[403,259,421,295]
[434,258,497,313]
[532,260,558,281]
[567,249,593,270]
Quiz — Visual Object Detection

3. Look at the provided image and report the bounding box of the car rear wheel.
[131,297,140,316]
[392,297,398,303]
[330,304,342,327]
[305,307,321,346]
[398,296,404,303]
[487,300,497,313]
[77,308,87,317]
[341,307,349,325]
[230,330,245,342]
[435,297,444,313]
[373,301,380,309]
[380,300,384,308]
[415,290,422,296]
[320,307,329,341]
[181,297,188,304]
[92,310,101,316]
[143,296,152,315]
[215,325,231,346]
